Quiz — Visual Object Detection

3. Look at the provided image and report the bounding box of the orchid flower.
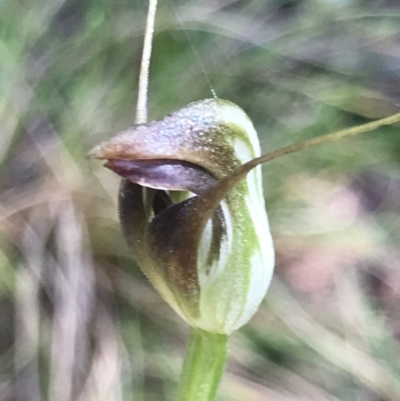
[89,99,274,334]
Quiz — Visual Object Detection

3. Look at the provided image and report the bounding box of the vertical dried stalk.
[50,201,95,401]
[76,304,122,401]
[14,223,43,401]
[136,0,158,125]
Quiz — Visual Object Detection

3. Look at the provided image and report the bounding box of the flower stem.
[136,0,158,125]
[177,329,229,401]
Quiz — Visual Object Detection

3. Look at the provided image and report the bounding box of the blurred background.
[2,0,400,400]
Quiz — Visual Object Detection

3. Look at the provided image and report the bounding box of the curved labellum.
[89,99,274,334]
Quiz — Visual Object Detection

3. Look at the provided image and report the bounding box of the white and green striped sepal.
[89,99,274,334]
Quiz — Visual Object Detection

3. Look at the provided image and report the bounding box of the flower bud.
[89,99,274,334]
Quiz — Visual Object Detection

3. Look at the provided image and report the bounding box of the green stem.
[177,329,229,401]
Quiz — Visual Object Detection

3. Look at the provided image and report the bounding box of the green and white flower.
[89,99,274,334]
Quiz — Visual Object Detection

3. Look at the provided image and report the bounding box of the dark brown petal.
[147,196,203,316]
[105,159,215,194]
[118,180,203,318]
[118,164,226,318]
